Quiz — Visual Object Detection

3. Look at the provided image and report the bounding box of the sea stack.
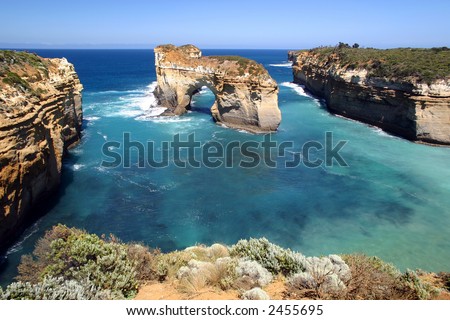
[289,47,450,145]
[153,44,281,133]
[0,51,83,247]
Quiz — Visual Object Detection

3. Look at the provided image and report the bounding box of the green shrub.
[0,50,47,69]
[401,270,440,300]
[154,250,193,281]
[295,46,450,84]
[209,56,265,76]
[44,231,137,297]
[229,238,306,276]
[17,224,83,283]
[2,72,31,92]
[17,224,138,298]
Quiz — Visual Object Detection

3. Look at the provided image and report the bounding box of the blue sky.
[1,0,449,49]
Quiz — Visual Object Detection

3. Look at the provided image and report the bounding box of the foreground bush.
[1,226,446,300]
[288,255,352,299]
[235,259,273,288]
[230,238,306,276]
[16,224,138,298]
[177,257,238,293]
[0,277,123,300]
[340,254,439,300]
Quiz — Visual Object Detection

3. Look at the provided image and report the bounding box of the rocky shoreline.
[288,47,450,145]
[0,51,83,249]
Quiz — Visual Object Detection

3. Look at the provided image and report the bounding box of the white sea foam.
[269,62,292,67]
[211,131,225,141]
[73,164,85,171]
[89,89,142,95]
[135,107,167,120]
[96,131,108,141]
[84,116,101,121]
[280,82,309,97]
[95,166,158,193]
[280,82,322,106]
[372,127,391,137]
[6,222,40,255]
[95,81,163,119]
[197,86,214,95]
[147,117,192,123]
[132,81,169,119]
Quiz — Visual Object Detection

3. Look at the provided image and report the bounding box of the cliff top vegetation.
[1,225,449,300]
[0,50,50,95]
[208,55,266,76]
[155,44,267,77]
[294,45,450,84]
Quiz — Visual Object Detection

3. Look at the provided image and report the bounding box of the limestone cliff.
[0,50,83,247]
[153,44,281,132]
[289,48,450,145]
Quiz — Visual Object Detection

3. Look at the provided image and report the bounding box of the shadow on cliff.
[0,151,77,268]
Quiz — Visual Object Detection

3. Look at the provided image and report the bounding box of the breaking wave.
[269,62,292,67]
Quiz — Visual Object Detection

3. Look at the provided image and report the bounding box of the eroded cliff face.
[153,44,281,132]
[289,50,450,145]
[0,51,83,247]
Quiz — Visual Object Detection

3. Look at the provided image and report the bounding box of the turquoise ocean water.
[1,49,449,286]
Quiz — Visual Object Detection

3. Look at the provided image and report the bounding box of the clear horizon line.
[0,47,296,50]
[1,43,447,51]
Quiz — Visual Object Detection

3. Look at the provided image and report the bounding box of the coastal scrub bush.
[229,238,306,276]
[340,254,439,300]
[440,272,450,291]
[235,259,273,288]
[0,277,123,300]
[287,255,351,299]
[177,257,238,293]
[306,46,450,83]
[209,56,265,76]
[184,243,229,262]
[401,270,440,300]
[17,224,84,283]
[305,255,352,282]
[16,224,138,298]
[126,243,159,282]
[241,287,270,300]
[155,250,193,281]
[207,257,238,290]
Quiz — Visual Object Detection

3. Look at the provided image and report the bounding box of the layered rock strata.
[0,51,83,247]
[153,44,281,133]
[289,50,450,145]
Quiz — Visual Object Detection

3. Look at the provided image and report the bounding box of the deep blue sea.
[1,49,450,286]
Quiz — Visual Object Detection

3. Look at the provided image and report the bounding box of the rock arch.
[153,44,281,133]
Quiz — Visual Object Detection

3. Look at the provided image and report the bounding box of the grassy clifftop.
[0,50,50,97]
[1,225,449,300]
[293,46,450,84]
